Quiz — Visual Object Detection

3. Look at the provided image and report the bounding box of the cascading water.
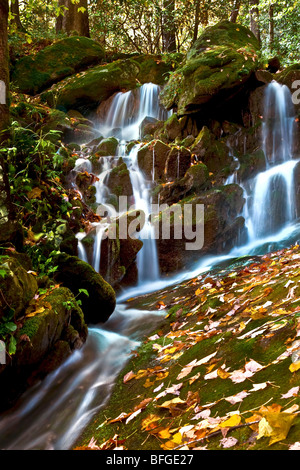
[77,83,166,284]
[244,81,298,243]
[1,80,299,450]
[98,83,170,141]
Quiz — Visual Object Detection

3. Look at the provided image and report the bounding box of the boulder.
[276,64,300,112]
[155,184,245,274]
[190,126,233,175]
[0,256,38,320]
[12,36,105,95]
[161,20,260,116]
[137,140,171,181]
[53,253,116,324]
[96,137,119,157]
[0,286,88,410]
[164,146,192,181]
[43,59,140,110]
[237,149,267,182]
[106,160,133,199]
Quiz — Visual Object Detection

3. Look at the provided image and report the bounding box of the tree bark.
[56,0,90,37]
[10,0,25,31]
[230,0,241,23]
[0,0,15,237]
[193,0,201,42]
[162,0,176,53]
[250,0,261,45]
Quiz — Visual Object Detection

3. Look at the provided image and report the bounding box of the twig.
[173,420,260,450]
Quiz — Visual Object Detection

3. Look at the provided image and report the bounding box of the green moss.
[12,36,105,95]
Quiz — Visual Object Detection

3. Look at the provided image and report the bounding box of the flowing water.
[0,80,299,450]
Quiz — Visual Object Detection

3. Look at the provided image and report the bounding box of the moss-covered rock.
[96,137,119,156]
[164,146,192,181]
[12,36,105,95]
[0,256,38,320]
[137,140,171,181]
[276,63,300,112]
[43,59,140,110]
[107,160,133,200]
[0,286,88,410]
[53,253,116,324]
[161,20,260,115]
[191,126,233,175]
[237,149,267,182]
[185,162,211,192]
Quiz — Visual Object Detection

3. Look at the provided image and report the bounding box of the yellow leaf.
[257,417,273,439]
[144,378,155,388]
[158,397,186,409]
[27,187,43,200]
[158,428,172,440]
[289,361,300,373]
[220,414,241,428]
[217,368,231,379]
[141,414,161,431]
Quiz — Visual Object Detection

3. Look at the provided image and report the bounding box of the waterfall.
[75,83,165,283]
[245,81,298,241]
[127,145,160,283]
[98,83,170,141]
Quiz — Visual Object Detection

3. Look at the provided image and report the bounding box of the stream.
[0,80,299,450]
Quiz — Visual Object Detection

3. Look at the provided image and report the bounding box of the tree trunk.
[193,0,201,42]
[56,0,90,37]
[10,0,25,31]
[162,0,176,53]
[250,0,260,45]
[0,0,15,239]
[230,0,241,23]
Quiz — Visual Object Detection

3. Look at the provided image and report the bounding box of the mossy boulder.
[131,54,176,86]
[53,253,116,324]
[237,149,267,182]
[0,256,38,320]
[106,160,133,200]
[137,140,171,181]
[164,146,192,181]
[154,184,245,273]
[0,286,88,410]
[43,59,140,110]
[96,137,119,156]
[12,36,105,95]
[191,126,233,175]
[185,162,211,192]
[161,20,260,115]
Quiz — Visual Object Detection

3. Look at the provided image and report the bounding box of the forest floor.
[76,243,300,451]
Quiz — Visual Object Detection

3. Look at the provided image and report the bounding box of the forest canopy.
[8,0,300,65]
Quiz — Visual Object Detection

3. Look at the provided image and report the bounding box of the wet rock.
[154,184,245,274]
[237,149,267,182]
[106,160,133,198]
[276,63,300,112]
[0,286,88,410]
[164,146,192,181]
[191,126,233,175]
[12,36,105,95]
[161,20,260,116]
[0,256,38,321]
[43,59,140,110]
[96,137,119,157]
[53,253,116,325]
[137,140,171,181]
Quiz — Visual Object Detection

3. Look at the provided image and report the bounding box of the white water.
[0,81,299,450]
[98,83,170,141]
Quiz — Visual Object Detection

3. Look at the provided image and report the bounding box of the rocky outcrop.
[137,140,171,181]
[154,184,245,273]
[191,126,233,176]
[161,20,260,117]
[53,253,116,324]
[12,36,105,95]
[0,251,88,411]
